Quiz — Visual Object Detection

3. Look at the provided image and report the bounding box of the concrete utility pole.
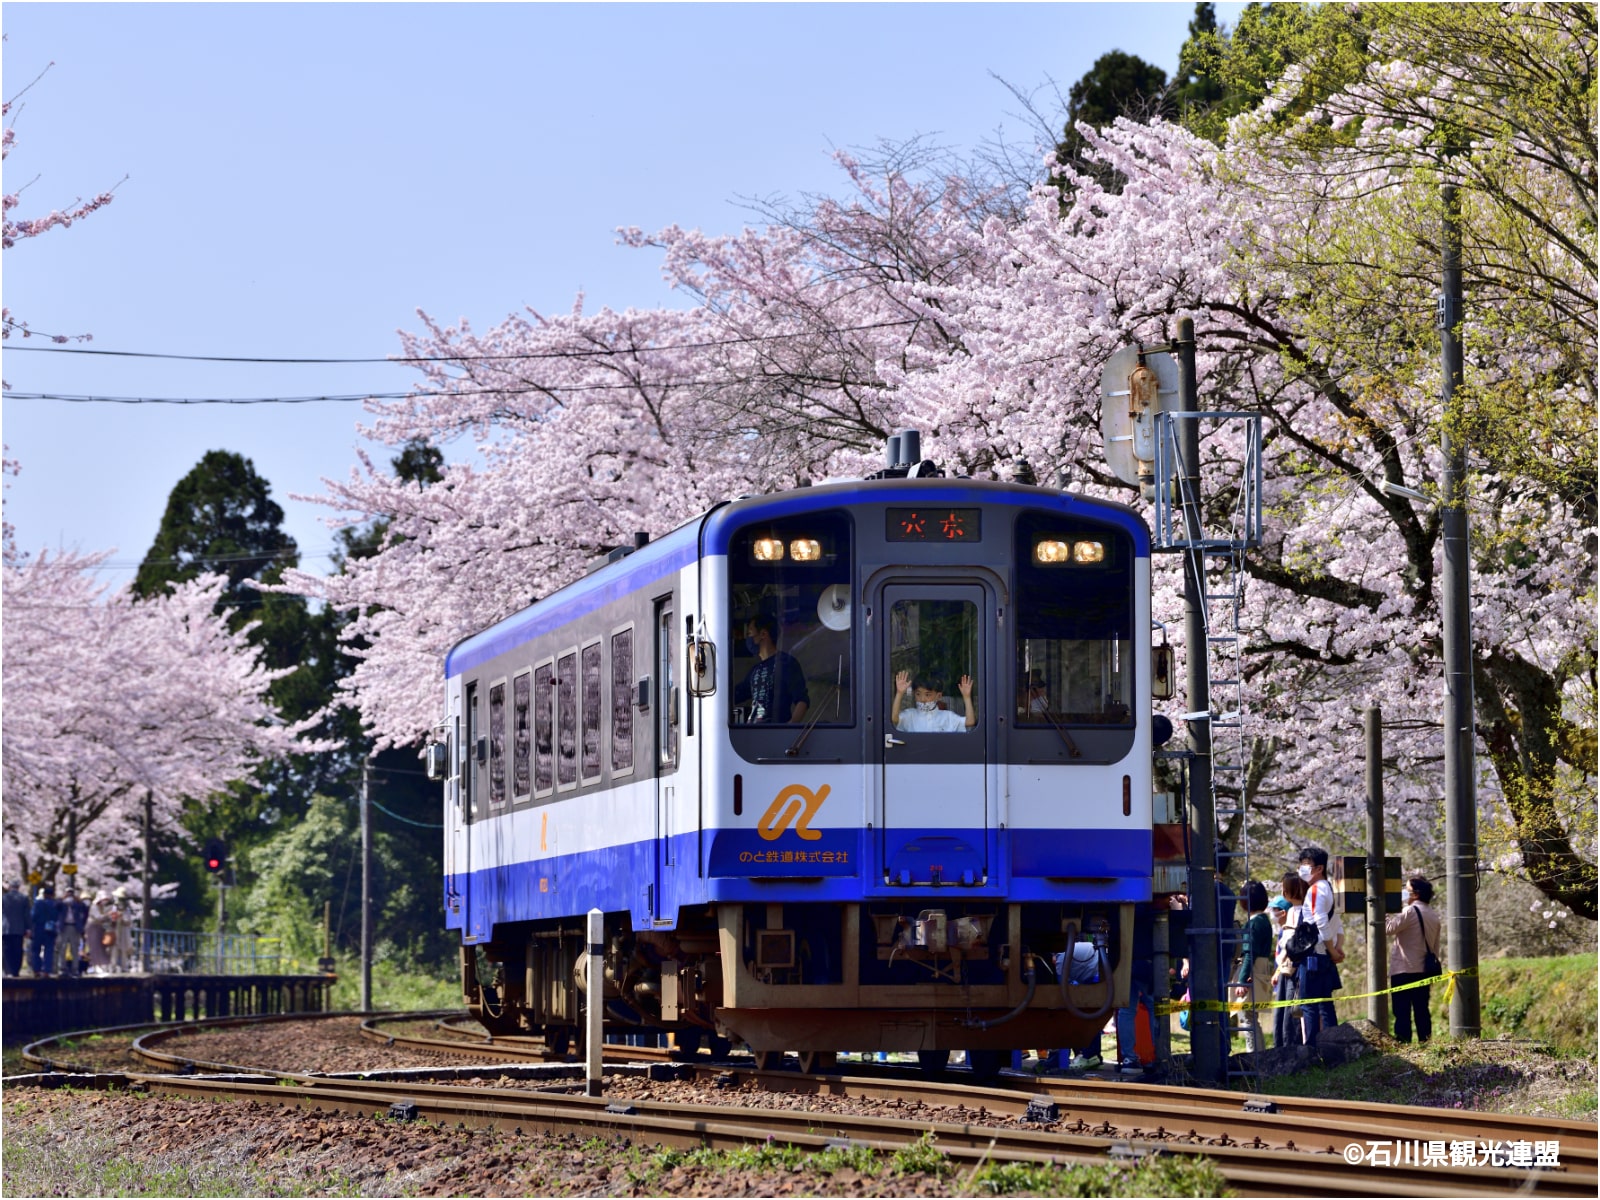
[361,760,373,1012]
[1365,708,1388,1033]
[1440,181,1480,1036]
[141,792,153,974]
[1176,316,1225,1084]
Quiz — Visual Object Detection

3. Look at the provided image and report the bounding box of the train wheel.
[966,1049,1005,1079]
[798,1050,836,1074]
[708,1035,733,1059]
[916,1049,951,1073]
[752,1050,784,1071]
[546,1027,572,1057]
[673,1028,704,1057]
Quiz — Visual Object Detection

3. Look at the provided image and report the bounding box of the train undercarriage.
[462,900,1132,1071]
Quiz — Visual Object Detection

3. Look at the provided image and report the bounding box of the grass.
[643,1133,1229,1197]
[1455,953,1596,1054]
[0,1107,362,1197]
[323,955,462,1012]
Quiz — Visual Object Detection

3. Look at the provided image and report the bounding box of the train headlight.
[789,538,822,562]
[1073,540,1106,564]
[753,537,786,562]
[1033,538,1071,564]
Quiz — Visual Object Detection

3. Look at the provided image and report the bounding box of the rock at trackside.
[1316,1019,1394,1066]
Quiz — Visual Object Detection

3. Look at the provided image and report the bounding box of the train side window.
[533,660,555,798]
[512,670,532,802]
[657,602,678,770]
[610,626,635,776]
[580,640,603,784]
[488,678,508,807]
[464,681,479,819]
[557,649,579,790]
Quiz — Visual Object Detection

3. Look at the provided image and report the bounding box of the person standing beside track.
[28,884,59,977]
[1296,846,1342,1044]
[1268,884,1304,1049]
[2,881,31,977]
[1386,876,1442,1044]
[1232,881,1274,1053]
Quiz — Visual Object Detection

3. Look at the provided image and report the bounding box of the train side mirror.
[424,743,448,782]
[1152,644,1175,700]
[687,639,717,697]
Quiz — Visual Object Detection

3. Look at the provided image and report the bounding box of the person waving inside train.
[892,670,977,732]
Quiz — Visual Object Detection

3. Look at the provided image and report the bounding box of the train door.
[652,598,678,922]
[462,680,478,937]
[876,582,991,886]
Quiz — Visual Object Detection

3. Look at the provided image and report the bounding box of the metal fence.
[134,927,283,975]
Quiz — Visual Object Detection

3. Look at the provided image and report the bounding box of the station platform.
[1,972,335,1044]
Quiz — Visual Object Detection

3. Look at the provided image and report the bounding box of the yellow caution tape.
[1155,968,1477,1016]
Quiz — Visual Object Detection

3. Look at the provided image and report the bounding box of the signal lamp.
[788,538,822,562]
[752,537,785,562]
[202,836,228,874]
[1033,538,1071,564]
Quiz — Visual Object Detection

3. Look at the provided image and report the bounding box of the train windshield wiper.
[1036,707,1083,759]
[785,657,843,757]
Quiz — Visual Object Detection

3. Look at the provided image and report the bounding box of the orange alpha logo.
[757,784,830,841]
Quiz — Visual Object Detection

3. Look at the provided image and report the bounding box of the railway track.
[13,1012,1596,1198]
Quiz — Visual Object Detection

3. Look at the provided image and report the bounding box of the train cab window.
[1014,512,1134,726]
[729,509,853,727]
[533,662,555,796]
[512,671,531,801]
[581,641,603,783]
[888,598,980,733]
[610,628,634,775]
[488,679,507,807]
[557,651,578,789]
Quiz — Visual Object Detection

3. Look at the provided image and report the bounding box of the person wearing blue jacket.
[29,884,59,977]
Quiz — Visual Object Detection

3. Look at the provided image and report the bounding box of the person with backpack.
[1386,875,1442,1043]
[1296,846,1342,1044]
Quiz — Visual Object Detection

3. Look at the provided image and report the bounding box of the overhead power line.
[1,317,921,365]
[2,378,748,404]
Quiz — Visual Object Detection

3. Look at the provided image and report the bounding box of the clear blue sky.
[3,2,1241,586]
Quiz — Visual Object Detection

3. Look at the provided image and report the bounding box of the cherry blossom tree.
[292,6,1593,914]
[2,489,322,886]
[1,57,120,342]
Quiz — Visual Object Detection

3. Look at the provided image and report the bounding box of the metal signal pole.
[1176,316,1225,1084]
[361,761,373,1012]
[1440,182,1480,1036]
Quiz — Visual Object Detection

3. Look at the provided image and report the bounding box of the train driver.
[735,613,810,724]
[891,671,977,733]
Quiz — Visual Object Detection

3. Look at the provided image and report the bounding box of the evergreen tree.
[1055,50,1170,194]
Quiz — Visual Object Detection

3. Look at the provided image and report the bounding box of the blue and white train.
[430,436,1157,1071]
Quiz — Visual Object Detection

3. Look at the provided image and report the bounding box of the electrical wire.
[3,377,758,404]
[1,317,920,364]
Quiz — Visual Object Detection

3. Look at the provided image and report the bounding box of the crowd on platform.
[2,879,140,978]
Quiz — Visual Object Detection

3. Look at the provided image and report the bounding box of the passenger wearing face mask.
[734,613,810,724]
[1385,876,1441,1043]
[891,670,977,732]
[1295,846,1342,1044]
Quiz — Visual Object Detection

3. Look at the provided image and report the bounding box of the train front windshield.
[729,509,855,727]
[1013,511,1134,726]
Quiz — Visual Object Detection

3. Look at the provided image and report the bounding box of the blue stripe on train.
[445,827,1152,940]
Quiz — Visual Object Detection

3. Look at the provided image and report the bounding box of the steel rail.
[360,1016,1596,1171]
[14,1068,1591,1199]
